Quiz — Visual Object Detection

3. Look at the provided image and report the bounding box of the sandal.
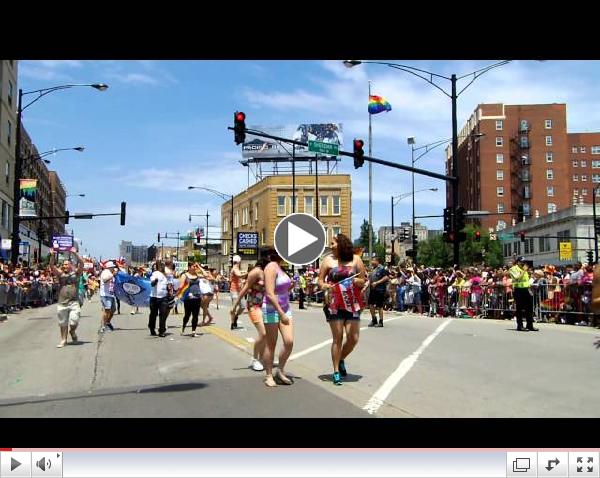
[276,370,293,385]
[264,376,277,387]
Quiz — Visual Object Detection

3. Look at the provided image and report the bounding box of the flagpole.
[368,80,373,259]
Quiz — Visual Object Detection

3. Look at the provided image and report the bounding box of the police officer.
[509,256,538,332]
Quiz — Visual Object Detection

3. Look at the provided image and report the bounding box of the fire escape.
[510,119,531,224]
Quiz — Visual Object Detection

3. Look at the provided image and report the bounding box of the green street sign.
[498,234,512,241]
[308,140,339,156]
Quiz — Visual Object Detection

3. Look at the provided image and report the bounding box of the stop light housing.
[157,233,161,243]
[455,206,466,232]
[443,208,452,233]
[353,139,365,169]
[519,231,526,242]
[234,111,246,145]
[120,201,126,226]
[443,231,455,243]
[65,210,69,224]
[587,250,594,264]
[475,230,481,242]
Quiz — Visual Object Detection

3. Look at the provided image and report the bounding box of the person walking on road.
[229,255,247,330]
[99,261,118,333]
[318,234,366,386]
[179,262,202,336]
[366,256,389,327]
[262,248,294,387]
[298,270,307,309]
[48,247,85,348]
[149,261,171,337]
[231,253,269,372]
[510,256,538,332]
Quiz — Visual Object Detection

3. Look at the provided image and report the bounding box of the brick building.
[567,132,600,205]
[446,103,577,231]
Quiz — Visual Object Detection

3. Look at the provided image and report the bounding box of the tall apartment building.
[221,174,352,270]
[0,60,17,257]
[446,103,572,231]
[49,171,67,239]
[567,132,600,205]
[119,240,149,265]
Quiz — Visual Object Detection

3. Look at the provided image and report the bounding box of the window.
[539,235,551,253]
[582,175,588,182]
[573,160,579,167]
[546,169,554,180]
[523,186,531,199]
[582,188,589,196]
[573,175,579,182]
[524,237,535,254]
[241,207,248,225]
[545,136,552,146]
[304,196,313,215]
[514,242,521,255]
[8,81,13,107]
[521,170,530,182]
[7,121,12,146]
[496,187,504,197]
[223,241,228,256]
[495,120,503,130]
[504,243,511,258]
[233,211,239,228]
[496,153,504,164]
[520,136,529,148]
[332,195,341,215]
[523,202,531,216]
[572,146,578,154]
[547,203,557,214]
[594,174,600,184]
[592,146,600,155]
[581,146,586,153]
[547,186,554,197]
[261,228,266,245]
[581,160,587,167]
[254,203,258,222]
[495,137,503,147]
[593,160,600,169]
[496,170,504,180]
[332,226,342,238]
[497,220,506,230]
[497,203,504,213]
[223,219,228,233]
[557,230,570,242]
[546,152,553,163]
[277,196,286,216]
[545,119,552,129]
[520,120,528,132]
[320,196,328,216]
[5,161,9,185]
[574,189,579,196]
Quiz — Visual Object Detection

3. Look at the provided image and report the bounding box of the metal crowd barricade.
[481,283,515,320]
[532,282,594,324]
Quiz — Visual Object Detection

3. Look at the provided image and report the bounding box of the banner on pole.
[19,179,37,217]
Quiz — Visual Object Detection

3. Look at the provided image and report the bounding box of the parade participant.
[99,261,118,333]
[48,247,84,348]
[179,262,203,336]
[199,265,216,326]
[231,253,269,372]
[318,234,366,386]
[209,268,220,309]
[298,270,307,309]
[510,256,538,331]
[262,248,294,387]
[164,259,178,315]
[149,261,171,337]
[229,255,247,330]
[366,255,389,327]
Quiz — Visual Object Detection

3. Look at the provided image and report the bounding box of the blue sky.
[17,60,600,259]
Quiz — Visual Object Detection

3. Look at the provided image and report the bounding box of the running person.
[318,234,366,385]
[231,253,269,372]
[367,256,389,327]
[262,248,294,387]
[48,247,85,348]
[179,262,202,336]
[229,255,247,329]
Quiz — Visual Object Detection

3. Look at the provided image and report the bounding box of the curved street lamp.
[66,194,86,198]
[343,59,512,267]
[11,82,108,265]
[188,186,235,268]
[26,146,85,164]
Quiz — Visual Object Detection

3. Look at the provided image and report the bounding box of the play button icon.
[274,213,326,266]
[11,458,21,471]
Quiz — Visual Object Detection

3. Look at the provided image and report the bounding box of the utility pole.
[205,210,210,266]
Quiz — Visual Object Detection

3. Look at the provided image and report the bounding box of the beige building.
[0,60,17,258]
[221,174,352,271]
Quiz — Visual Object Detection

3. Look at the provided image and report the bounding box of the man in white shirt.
[99,261,118,333]
[149,261,171,337]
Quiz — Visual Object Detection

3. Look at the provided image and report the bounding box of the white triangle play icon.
[288,221,318,256]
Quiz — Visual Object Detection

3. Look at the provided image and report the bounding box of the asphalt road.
[0,295,599,417]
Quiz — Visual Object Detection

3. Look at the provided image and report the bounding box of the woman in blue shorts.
[318,234,366,385]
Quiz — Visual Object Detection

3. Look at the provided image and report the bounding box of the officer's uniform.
[510,258,535,331]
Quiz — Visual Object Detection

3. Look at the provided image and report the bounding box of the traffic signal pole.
[451,74,460,268]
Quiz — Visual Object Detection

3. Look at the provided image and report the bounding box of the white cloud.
[36,60,83,68]
[109,72,160,86]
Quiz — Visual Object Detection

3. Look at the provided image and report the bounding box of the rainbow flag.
[176,281,190,300]
[368,95,392,115]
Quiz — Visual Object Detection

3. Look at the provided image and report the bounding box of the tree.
[355,219,377,249]
[417,234,453,268]
[373,242,386,263]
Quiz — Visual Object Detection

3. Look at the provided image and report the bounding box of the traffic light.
[587,250,594,264]
[475,230,481,242]
[455,206,466,232]
[120,201,126,226]
[157,233,161,243]
[196,228,202,244]
[443,208,452,233]
[65,210,69,225]
[595,215,600,233]
[353,139,365,169]
[234,111,246,145]
[519,231,526,242]
[443,231,455,243]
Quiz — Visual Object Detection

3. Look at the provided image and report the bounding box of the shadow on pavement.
[318,373,363,383]
[26,316,54,321]
[68,341,93,346]
[138,382,208,394]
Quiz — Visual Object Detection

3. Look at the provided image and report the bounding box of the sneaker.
[106,323,115,331]
[368,320,378,327]
[130,311,136,315]
[150,330,157,336]
[251,359,264,371]
[339,360,347,377]
[333,371,342,386]
[99,326,107,334]
[377,321,384,327]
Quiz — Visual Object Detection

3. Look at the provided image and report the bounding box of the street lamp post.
[26,146,85,165]
[343,60,511,267]
[12,83,108,265]
[188,186,234,269]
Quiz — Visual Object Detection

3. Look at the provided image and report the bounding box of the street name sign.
[308,140,339,156]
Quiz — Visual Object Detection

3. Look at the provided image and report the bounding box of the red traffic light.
[354,139,364,149]
[475,230,481,241]
[235,112,246,122]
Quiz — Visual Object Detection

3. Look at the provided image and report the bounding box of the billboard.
[237,232,259,258]
[242,123,343,159]
[19,179,37,217]
[51,235,74,252]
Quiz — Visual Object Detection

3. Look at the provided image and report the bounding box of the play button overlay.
[274,213,326,266]
[11,458,21,471]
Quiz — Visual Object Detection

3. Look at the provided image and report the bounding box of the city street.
[0,298,599,418]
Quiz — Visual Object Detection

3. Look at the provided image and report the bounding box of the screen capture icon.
[507,452,537,477]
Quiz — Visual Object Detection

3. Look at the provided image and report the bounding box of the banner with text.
[237,232,259,258]
[19,179,37,217]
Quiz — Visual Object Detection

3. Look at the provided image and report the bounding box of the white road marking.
[362,318,452,415]
[289,316,404,361]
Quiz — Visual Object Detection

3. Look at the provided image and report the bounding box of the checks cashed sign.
[237,232,259,258]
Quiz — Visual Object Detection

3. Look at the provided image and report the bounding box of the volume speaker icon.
[36,457,51,471]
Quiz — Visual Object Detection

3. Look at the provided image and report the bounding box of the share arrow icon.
[546,458,560,471]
